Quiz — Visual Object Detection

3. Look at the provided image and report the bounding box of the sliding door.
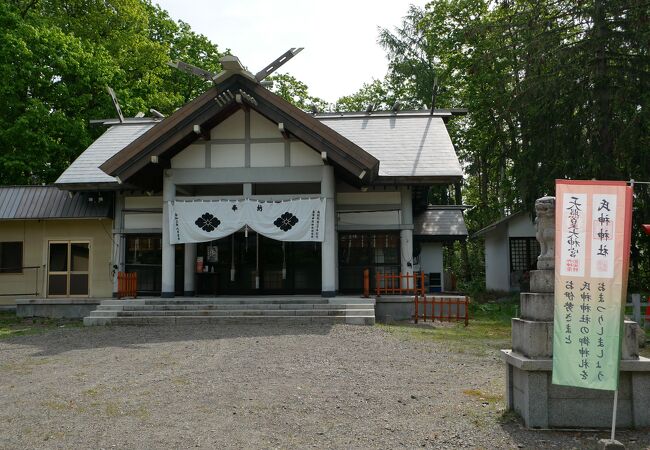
[47,241,90,297]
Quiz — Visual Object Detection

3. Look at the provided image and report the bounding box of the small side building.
[0,186,113,312]
[472,211,539,292]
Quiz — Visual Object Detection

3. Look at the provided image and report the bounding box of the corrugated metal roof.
[414,206,468,239]
[55,123,155,187]
[319,116,463,179]
[471,211,525,238]
[0,186,112,220]
[55,112,461,187]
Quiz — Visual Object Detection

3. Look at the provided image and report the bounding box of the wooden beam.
[255,48,304,81]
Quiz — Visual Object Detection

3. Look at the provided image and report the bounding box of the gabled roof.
[414,205,468,241]
[55,123,156,190]
[471,211,526,238]
[0,186,112,220]
[320,114,463,184]
[99,74,380,189]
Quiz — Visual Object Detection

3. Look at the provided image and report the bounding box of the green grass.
[0,311,82,340]
[378,301,516,355]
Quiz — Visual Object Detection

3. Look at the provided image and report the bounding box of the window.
[0,242,23,273]
[338,232,400,293]
[509,237,540,272]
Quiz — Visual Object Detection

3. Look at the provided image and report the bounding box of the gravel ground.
[0,323,648,449]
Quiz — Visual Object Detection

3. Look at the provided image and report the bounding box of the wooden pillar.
[161,171,175,297]
[321,165,336,297]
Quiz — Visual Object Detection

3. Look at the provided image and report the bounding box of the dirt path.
[0,324,647,449]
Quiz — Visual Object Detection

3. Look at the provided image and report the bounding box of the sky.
[153,0,429,103]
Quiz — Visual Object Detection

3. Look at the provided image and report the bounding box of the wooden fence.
[368,270,470,326]
[413,295,470,326]
[117,272,137,299]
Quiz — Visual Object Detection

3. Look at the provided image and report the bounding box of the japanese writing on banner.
[552,181,632,391]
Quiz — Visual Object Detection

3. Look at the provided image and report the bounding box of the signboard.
[552,180,633,391]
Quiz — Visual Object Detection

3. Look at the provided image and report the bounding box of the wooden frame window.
[0,242,23,273]
[47,241,90,297]
[509,237,540,272]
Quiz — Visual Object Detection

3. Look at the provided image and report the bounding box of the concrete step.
[83,315,375,326]
[100,303,370,312]
[100,298,331,306]
[85,297,375,326]
[89,308,373,318]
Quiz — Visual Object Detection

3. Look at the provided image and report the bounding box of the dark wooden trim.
[100,75,379,188]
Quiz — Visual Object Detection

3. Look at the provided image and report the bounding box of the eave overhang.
[100,75,380,188]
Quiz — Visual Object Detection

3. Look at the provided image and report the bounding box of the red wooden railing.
[414,295,470,326]
[375,272,426,297]
[117,272,137,299]
[371,271,470,326]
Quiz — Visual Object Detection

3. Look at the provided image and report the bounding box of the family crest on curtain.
[169,198,326,244]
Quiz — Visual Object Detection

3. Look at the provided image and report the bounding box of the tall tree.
[340,0,650,289]
[0,0,223,185]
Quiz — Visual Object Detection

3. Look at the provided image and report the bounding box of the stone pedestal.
[501,196,650,429]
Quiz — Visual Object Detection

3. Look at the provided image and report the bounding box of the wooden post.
[414,294,419,324]
[363,269,370,298]
[375,272,380,297]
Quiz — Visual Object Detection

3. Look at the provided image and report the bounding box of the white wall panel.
[210,110,245,139]
[124,213,162,229]
[337,211,400,226]
[171,144,205,169]
[250,143,284,167]
[337,192,401,205]
[250,111,281,138]
[211,144,246,168]
[508,214,536,237]
[485,231,510,291]
[290,142,323,166]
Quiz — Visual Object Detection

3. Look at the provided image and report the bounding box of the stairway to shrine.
[83,297,375,326]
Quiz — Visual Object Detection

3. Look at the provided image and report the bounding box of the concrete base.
[511,318,640,360]
[530,269,554,293]
[375,295,468,322]
[375,296,413,321]
[520,292,554,321]
[597,439,625,449]
[16,298,103,319]
[502,350,650,429]
[511,318,553,358]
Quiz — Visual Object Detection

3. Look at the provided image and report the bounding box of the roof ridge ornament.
[168,49,304,87]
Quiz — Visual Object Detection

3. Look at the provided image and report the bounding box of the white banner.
[169,198,326,244]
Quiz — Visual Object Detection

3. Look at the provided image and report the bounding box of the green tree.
[0,0,223,184]
[341,0,650,289]
[267,73,329,112]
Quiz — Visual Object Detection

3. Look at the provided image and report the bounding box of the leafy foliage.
[339,0,650,290]
[266,73,329,112]
[0,0,223,185]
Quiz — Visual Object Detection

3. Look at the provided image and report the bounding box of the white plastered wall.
[484,225,510,291]
[419,242,444,290]
[166,109,326,170]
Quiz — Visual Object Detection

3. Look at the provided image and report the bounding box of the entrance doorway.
[196,231,321,295]
[47,241,90,297]
[124,234,184,295]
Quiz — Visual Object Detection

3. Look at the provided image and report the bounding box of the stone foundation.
[503,264,650,429]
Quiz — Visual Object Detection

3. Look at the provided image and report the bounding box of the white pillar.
[321,165,336,297]
[112,193,125,297]
[400,186,414,288]
[183,243,196,296]
[161,171,175,297]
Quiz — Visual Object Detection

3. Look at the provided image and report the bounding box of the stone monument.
[501,196,650,428]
